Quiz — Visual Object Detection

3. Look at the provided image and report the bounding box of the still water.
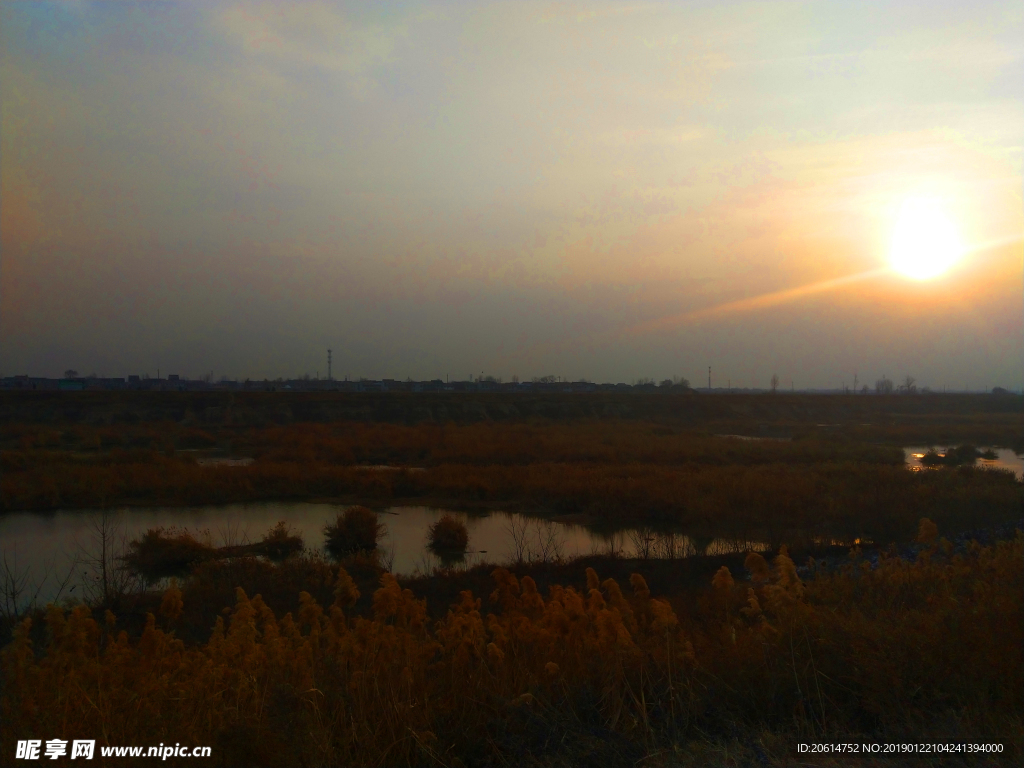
[903,446,1023,479]
[4,446,1017,609]
[0,504,759,608]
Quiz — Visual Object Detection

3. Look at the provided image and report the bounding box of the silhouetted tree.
[428,514,469,552]
[325,507,385,556]
[770,373,779,394]
[875,376,894,394]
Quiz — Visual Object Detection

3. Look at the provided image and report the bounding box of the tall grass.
[3,436,1019,549]
[3,522,1020,766]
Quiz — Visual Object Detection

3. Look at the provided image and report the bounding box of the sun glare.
[888,197,963,280]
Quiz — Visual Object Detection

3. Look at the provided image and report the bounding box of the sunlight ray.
[619,268,890,339]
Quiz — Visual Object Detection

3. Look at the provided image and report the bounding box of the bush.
[123,527,215,581]
[256,521,304,562]
[427,513,469,552]
[920,443,983,467]
[125,523,306,581]
[324,506,385,556]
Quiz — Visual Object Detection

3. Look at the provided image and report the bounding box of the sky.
[2,0,1022,389]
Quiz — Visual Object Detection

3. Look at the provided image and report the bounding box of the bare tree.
[533,521,565,564]
[628,527,657,560]
[0,550,34,625]
[77,510,142,608]
[901,375,917,394]
[379,535,397,574]
[652,532,681,560]
[505,515,531,565]
[217,521,252,548]
[875,376,894,395]
[770,373,780,394]
[1,547,78,625]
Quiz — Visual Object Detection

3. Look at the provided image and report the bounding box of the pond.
[0,504,765,608]
[7,446,1014,610]
[903,446,1023,479]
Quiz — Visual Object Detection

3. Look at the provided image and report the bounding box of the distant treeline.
[1,391,1022,441]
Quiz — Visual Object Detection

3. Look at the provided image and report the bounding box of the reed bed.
[3,522,1020,767]
[4,450,1019,548]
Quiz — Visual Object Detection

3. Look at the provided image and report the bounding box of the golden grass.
[3,523,1020,766]
[3,423,1020,551]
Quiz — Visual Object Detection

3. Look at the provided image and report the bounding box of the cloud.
[2,0,1021,383]
[215,2,413,96]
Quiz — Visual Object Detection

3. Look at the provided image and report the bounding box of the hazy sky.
[3,1,1022,388]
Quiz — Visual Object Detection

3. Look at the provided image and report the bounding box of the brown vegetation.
[122,523,303,582]
[2,523,1020,766]
[323,506,385,556]
[3,409,1021,550]
[4,393,1021,763]
[427,513,470,553]
[4,445,1017,548]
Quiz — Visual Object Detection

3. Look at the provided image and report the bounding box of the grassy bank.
[4,448,1019,547]
[3,525,1020,767]
[4,416,1022,547]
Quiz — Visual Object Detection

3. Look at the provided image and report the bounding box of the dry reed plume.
[3,521,1020,766]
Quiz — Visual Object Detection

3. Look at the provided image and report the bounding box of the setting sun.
[889,197,963,280]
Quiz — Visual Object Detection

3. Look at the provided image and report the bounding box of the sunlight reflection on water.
[903,446,1023,479]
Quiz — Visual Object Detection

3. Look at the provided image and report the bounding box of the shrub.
[324,506,385,556]
[920,443,983,467]
[427,513,469,552]
[256,521,304,562]
[123,527,215,581]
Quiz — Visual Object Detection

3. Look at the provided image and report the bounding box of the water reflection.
[0,503,770,607]
[903,446,1023,479]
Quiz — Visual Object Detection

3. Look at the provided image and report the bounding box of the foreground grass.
[3,526,1020,767]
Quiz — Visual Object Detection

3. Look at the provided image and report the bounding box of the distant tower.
[327,349,332,381]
